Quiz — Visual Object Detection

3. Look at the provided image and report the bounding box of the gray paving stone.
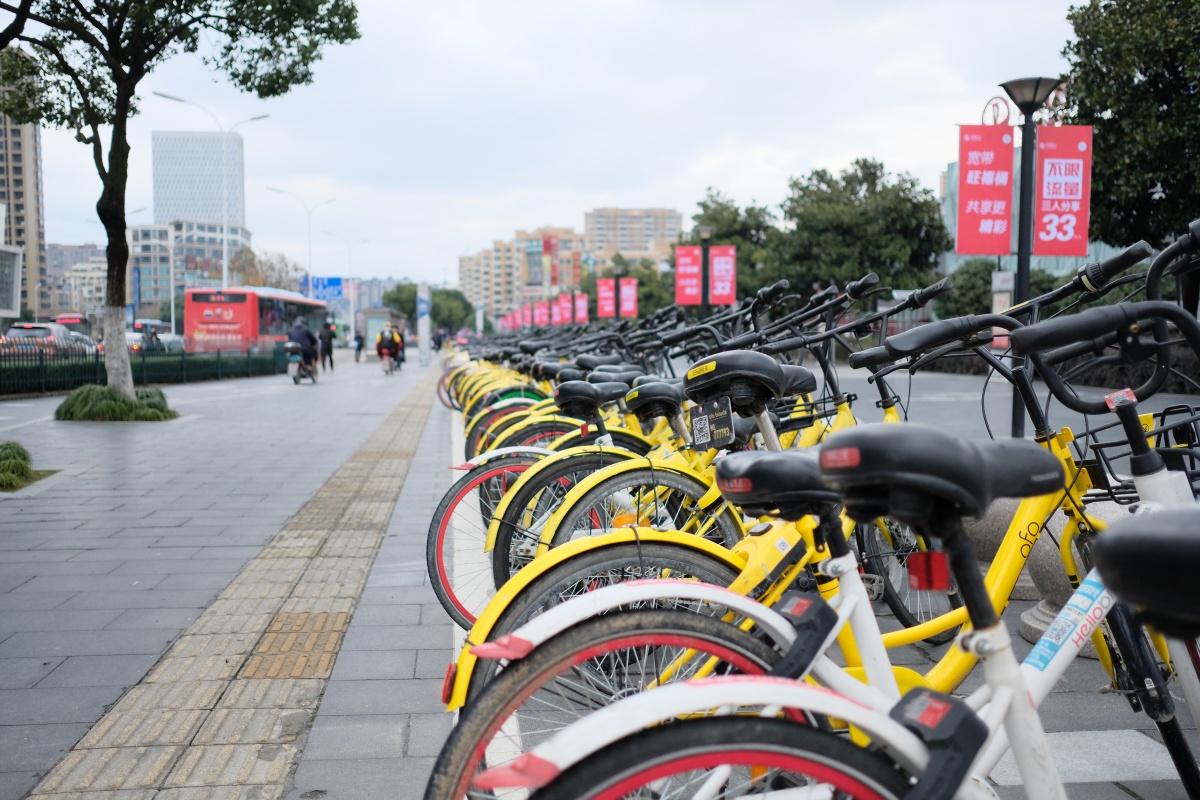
[329,650,416,681]
[0,560,121,576]
[155,572,241,590]
[0,608,124,632]
[0,592,74,611]
[0,656,64,689]
[414,649,453,680]
[36,654,161,688]
[0,770,39,800]
[0,685,120,724]
[68,547,201,561]
[105,607,203,630]
[56,589,216,610]
[303,715,408,760]
[340,624,452,651]
[0,722,90,771]
[318,679,447,716]
[289,756,436,800]
[346,604,422,626]
[107,558,251,575]
[0,628,175,657]
[12,574,167,593]
[404,714,454,758]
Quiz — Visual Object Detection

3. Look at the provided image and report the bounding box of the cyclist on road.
[376,321,402,372]
[287,317,319,374]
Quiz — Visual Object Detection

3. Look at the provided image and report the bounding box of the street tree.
[1060,0,1200,247]
[681,189,779,295]
[233,249,306,292]
[0,1,359,398]
[934,258,1057,319]
[773,158,950,294]
[382,283,476,331]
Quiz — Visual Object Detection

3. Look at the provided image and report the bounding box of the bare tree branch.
[0,0,32,49]
[0,1,123,75]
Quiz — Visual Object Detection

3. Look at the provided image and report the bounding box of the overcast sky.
[38,0,1079,283]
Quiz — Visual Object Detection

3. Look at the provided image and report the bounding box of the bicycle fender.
[470,578,799,661]
[536,458,726,550]
[445,528,743,710]
[482,445,641,552]
[473,676,931,790]
[456,446,554,471]
[546,424,654,452]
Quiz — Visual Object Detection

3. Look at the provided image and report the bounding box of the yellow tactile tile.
[77,710,207,749]
[33,746,185,793]
[191,707,310,745]
[161,743,295,788]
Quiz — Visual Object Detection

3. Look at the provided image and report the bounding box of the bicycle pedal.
[861,573,885,601]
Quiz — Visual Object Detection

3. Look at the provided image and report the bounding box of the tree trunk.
[98,88,135,399]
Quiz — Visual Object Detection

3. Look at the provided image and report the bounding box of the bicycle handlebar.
[845,273,879,301]
[847,346,895,369]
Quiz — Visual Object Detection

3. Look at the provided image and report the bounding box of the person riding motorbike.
[376,321,402,372]
[288,317,319,376]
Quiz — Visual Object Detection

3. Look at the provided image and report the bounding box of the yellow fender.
[536,457,735,553]
[547,423,657,453]
[490,413,587,447]
[483,444,643,552]
[445,527,745,710]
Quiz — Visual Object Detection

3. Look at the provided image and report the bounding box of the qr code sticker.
[1042,617,1073,646]
[692,413,711,446]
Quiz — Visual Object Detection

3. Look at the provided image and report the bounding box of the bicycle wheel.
[427,456,541,629]
[858,518,961,646]
[530,717,910,800]
[548,468,743,551]
[470,541,741,696]
[492,420,582,450]
[492,451,637,589]
[426,609,781,800]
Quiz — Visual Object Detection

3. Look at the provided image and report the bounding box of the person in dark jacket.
[318,322,335,372]
[287,317,318,372]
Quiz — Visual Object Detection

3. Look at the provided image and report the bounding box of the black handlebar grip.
[1077,241,1153,292]
[661,328,697,346]
[1010,305,1134,357]
[848,346,896,369]
[756,279,791,305]
[720,330,765,351]
[1043,330,1121,366]
[907,277,953,309]
[845,273,880,301]
[884,316,979,357]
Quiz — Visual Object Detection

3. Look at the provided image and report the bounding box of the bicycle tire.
[858,519,962,646]
[464,405,530,461]
[427,456,541,629]
[530,716,910,800]
[548,468,742,551]
[492,419,582,450]
[426,609,781,800]
[491,450,638,589]
[469,541,741,697]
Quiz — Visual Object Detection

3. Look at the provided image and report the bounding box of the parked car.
[68,331,99,356]
[0,322,74,357]
[125,331,145,352]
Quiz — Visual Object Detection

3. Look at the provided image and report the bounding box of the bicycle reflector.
[716,477,752,494]
[907,551,951,591]
[819,446,861,469]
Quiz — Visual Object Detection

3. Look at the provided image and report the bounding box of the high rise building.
[152,131,245,227]
[125,220,252,315]
[0,111,47,315]
[584,207,681,256]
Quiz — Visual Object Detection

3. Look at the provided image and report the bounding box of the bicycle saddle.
[533,361,569,381]
[552,381,629,419]
[717,450,840,519]
[519,339,552,354]
[556,368,585,383]
[593,363,645,374]
[781,365,818,396]
[588,370,643,385]
[819,424,1064,524]
[632,375,684,388]
[684,351,785,415]
[1092,509,1200,637]
[625,382,684,422]
[576,353,623,370]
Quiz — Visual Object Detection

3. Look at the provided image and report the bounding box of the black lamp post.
[1001,76,1059,438]
[697,225,715,318]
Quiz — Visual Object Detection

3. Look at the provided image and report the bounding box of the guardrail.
[0,347,289,395]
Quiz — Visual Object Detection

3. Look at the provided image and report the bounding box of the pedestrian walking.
[319,322,335,372]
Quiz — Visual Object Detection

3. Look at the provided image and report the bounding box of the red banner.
[597,278,616,318]
[709,245,737,305]
[1033,125,1092,257]
[675,245,702,305]
[956,125,1015,255]
[522,306,532,328]
[619,277,638,318]
[534,301,550,326]
[550,302,562,325]
[574,292,589,323]
[557,292,572,323]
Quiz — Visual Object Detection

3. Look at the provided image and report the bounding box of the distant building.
[0,110,47,315]
[152,131,245,227]
[48,243,104,281]
[125,220,252,314]
[67,256,108,319]
[584,207,681,259]
[939,148,1120,277]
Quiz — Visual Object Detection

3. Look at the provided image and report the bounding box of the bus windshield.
[52,315,91,337]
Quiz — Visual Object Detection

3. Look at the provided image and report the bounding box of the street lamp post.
[697,225,716,318]
[322,231,367,341]
[33,280,43,321]
[151,93,267,290]
[1001,76,1060,439]
[267,188,335,298]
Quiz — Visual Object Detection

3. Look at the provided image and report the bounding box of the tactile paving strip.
[28,370,439,798]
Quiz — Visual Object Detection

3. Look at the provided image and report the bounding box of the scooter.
[284,342,318,384]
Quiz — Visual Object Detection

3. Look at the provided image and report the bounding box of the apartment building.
[0,110,48,315]
[125,220,253,314]
[584,207,680,267]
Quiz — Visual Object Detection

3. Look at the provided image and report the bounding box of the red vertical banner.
[522,305,532,328]
[534,301,550,326]
[675,245,702,305]
[556,292,571,324]
[1033,125,1092,257]
[956,125,1015,255]
[597,278,616,318]
[550,302,562,325]
[709,245,737,305]
[574,292,589,323]
[619,277,638,318]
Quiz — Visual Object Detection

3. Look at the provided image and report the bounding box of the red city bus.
[184,287,327,353]
[52,313,91,337]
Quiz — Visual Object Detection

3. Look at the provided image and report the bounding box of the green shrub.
[0,446,32,489]
[0,440,31,464]
[55,384,179,422]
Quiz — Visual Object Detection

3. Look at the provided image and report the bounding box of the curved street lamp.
[266,188,335,298]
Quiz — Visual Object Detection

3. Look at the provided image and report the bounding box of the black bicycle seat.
[588,369,643,385]
[576,353,624,370]
[819,424,1064,524]
[781,365,818,396]
[717,450,840,519]
[1092,509,1200,637]
[625,382,684,421]
[633,375,684,388]
[553,381,607,419]
[684,351,784,415]
[556,368,585,383]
